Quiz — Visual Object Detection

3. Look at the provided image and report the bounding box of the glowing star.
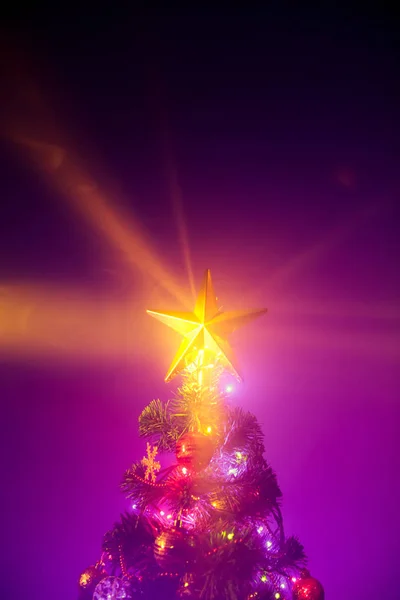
[147,269,267,381]
[141,443,161,482]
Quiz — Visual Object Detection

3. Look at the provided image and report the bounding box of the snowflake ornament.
[141,443,161,482]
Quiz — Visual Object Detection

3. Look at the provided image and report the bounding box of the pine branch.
[138,399,180,451]
[208,460,282,520]
[223,407,265,457]
[121,462,167,509]
[194,528,267,600]
[102,512,156,572]
[170,370,228,436]
[281,535,307,567]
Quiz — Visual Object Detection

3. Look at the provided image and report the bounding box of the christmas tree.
[78,270,324,600]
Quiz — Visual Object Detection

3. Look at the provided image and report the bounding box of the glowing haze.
[0,9,399,600]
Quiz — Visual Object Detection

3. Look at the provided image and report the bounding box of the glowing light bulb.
[257,526,263,534]
[266,541,272,548]
[184,582,189,588]
[160,511,165,516]
[280,583,285,589]
[206,426,212,434]
[291,577,297,583]
[182,467,188,475]
[79,573,90,586]
[227,532,234,540]
[132,504,137,509]
[261,575,267,583]
[275,594,281,599]
[226,384,234,393]
[167,514,172,519]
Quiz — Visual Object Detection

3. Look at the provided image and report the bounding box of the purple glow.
[0,9,398,600]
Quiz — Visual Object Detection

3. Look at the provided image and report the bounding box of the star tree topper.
[147,269,267,382]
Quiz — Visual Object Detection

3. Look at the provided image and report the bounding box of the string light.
[118,543,127,577]
[266,541,272,548]
[227,532,234,540]
[130,469,167,488]
[275,594,281,599]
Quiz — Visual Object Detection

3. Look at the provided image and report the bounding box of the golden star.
[147,269,267,382]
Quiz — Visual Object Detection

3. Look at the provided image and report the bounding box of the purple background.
[1,8,399,599]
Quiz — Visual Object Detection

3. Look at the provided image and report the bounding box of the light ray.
[252,324,400,364]
[163,136,197,303]
[0,39,191,309]
[0,283,147,362]
[265,203,383,292]
[145,55,197,302]
[271,298,400,321]
[10,134,189,307]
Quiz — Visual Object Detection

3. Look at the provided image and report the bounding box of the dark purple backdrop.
[1,8,399,600]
